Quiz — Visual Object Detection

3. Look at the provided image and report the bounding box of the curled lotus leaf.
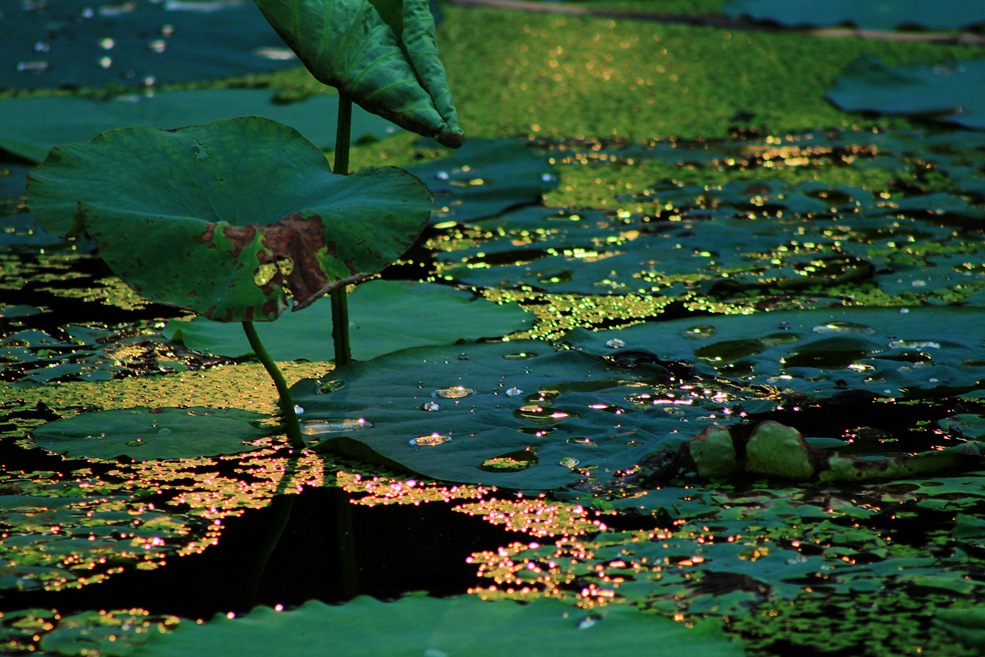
[255,0,463,147]
[26,117,432,322]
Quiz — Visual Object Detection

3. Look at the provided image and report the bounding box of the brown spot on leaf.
[221,213,352,311]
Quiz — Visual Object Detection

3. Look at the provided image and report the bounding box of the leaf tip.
[436,128,464,149]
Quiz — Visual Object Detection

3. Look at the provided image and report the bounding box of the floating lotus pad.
[27,117,433,322]
[0,0,295,91]
[437,184,983,299]
[49,596,741,657]
[0,89,400,164]
[723,0,985,30]
[408,139,559,224]
[255,0,462,147]
[291,339,716,489]
[828,57,985,131]
[566,307,985,402]
[33,407,271,461]
[163,279,533,362]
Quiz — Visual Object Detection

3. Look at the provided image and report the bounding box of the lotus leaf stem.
[242,320,304,448]
[331,93,354,366]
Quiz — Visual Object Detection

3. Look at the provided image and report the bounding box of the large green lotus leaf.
[0,89,400,163]
[51,596,741,657]
[0,474,212,591]
[162,279,534,361]
[32,407,271,461]
[828,57,985,131]
[0,0,296,91]
[291,340,721,489]
[724,0,985,30]
[27,117,432,322]
[254,0,462,147]
[409,139,559,224]
[566,307,985,402]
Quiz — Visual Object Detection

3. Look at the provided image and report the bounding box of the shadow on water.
[5,486,526,618]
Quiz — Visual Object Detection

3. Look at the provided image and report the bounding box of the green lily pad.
[291,340,709,489]
[828,57,985,131]
[163,279,533,362]
[438,176,983,298]
[27,117,432,322]
[43,596,742,657]
[0,0,295,91]
[567,307,985,401]
[724,0,985,30]
[409,139,559,224]
[0,89,400,164]
[255,0,462,147]
[32,407,271,461]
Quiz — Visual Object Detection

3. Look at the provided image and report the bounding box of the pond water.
[4,68,985,657]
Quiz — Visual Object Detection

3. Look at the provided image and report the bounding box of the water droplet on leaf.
[812,321,876,336]
[301,418,373,435]
[434,386,474,399]
[409,433,452,447]
[682,325,716,340]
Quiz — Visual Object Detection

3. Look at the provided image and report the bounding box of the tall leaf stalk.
[243,320,304,448]
[331,93,354,366]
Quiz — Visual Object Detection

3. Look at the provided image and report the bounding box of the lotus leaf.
[0,89,400,164]
[63,596,741,657]
[32,407,271,461]
[438,180,984,298]
[408,139,559,224]
[0,0,295,91]
[566,307,985,400]
[254,0,462,147]
[828,56,985,131]
[291,340,714,489]
[724,0,985,30]
[163,279,533,361]
[27,117,433,322]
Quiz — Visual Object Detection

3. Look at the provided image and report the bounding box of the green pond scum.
[2,1,985,655]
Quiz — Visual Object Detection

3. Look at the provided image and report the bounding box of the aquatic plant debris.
[26,117,432,322]
[0,0,295,90]
[0,470,217,592]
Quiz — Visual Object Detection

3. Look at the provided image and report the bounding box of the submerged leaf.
[255,0,463,147]
[27,117,432,322]
[32,407,270,461]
